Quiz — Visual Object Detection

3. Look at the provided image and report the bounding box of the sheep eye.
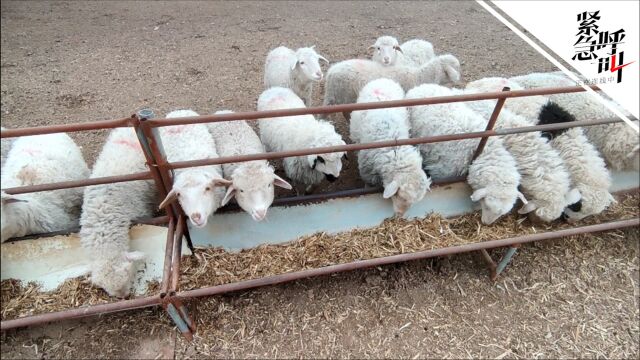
[205,187,211,191]
[177,193,181,197]
[300,61,305,65]
[268,183,272,188]
[240,189,244,193]
[377,47,380,51]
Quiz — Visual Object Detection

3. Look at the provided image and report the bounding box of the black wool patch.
[537,101,577,140]
[567,199,583,212]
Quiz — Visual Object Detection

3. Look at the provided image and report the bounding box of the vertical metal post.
[138,115,195,253]
[170,215,185,294]
[471,86,510,160]
[479,249,498,280]
[495,245,519,278]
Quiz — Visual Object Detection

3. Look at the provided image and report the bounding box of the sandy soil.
[1,1,638,358]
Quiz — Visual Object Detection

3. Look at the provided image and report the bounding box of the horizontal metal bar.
[176,218,639,299]
[2,171,154,195]
[145,85,601,127]
[4,216,171,242]
[220,176,467,212]
[168,117,621,170]
[0,117,132,138]
[0,295,161,331]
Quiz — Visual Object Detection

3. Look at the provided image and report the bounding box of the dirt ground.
[1,1,638,358]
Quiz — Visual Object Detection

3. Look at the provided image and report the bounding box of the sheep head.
[221,163,292,221]
[159,169,232,227]
[293,47,329,82]
[369,36,402,66]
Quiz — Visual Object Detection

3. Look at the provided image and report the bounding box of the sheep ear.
[565,188,582,205]
[291,60,299,71]
[124,251,145,262]
[444,64,461,83]
[342,153,348,161]
[626,144,639,158]
[221,186,236,206]
[318,55,330,64]
[470,188,488,202]
[211,178,233,187]
[393,45,403,54]
[1,193,27,205]
[273,174,293,190]
[368,45,376,52]
[158,189,177,209]
[517,191,528,204]
[310,45,316,49]
[518,201,538,214]
[383,181,399,199]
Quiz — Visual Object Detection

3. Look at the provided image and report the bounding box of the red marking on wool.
[372,88,389,101]
[22,148,43,156]
[113,139,141,150]
[165,125,186,135]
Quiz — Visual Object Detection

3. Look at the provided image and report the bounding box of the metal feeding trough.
[1,85,638,340]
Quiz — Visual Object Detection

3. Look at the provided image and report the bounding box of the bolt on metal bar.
[167,117,622,171]
[0,295,162,331]
[176,218,639,299]
[472,87,509,161]
[143,85,602,128]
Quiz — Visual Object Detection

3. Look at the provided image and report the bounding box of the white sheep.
[323,54,461,119]
[468,77,615,220]
[369,36,403,66]
[157,110,231,227]
[509,72,639,171]
[1,126,15,170]
[264,46,329,106]
[1,133,89,242]
[405,84,524,224]
[207,110,292,221]
[463,83,577,222]
[350,78,430,216]
[370,37,436,68]
[257,87,347,194]
[397,39,436,67]
[80,127,155,297]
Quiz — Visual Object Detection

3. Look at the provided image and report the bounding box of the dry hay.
[179,192,639,291]
[1,193,638,321]
[0,277,161,321]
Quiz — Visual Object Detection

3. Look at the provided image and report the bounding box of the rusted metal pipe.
[4,215,171,242]
[167,117,621,170]
[132,112,172,208]
[0,117,132,138]
[160,218,176,296]
[0,295,162,331]
[176,218,639,299]
[170,215,186,294]
[472,87,509,160]
[220,175,468,212]
[144,85,602,127]
[2,171,154,196]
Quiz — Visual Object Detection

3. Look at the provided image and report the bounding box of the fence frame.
[1,85,638,337]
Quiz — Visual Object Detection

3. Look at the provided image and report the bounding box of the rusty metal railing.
[1,85,637,338]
